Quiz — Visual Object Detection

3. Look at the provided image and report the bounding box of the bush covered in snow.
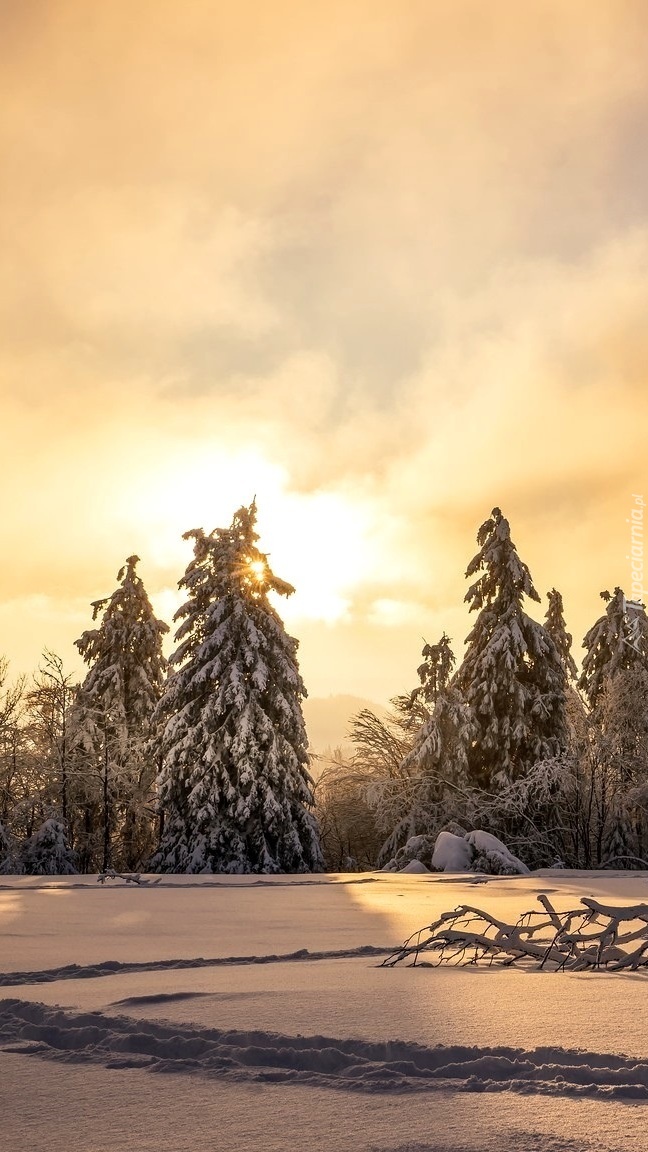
[381,834,439,872]
[383,827,529,875]
[465,830,529,875]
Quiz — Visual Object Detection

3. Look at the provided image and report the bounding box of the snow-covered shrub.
[465,830,529,875]
[382,826,529,875]
[20,819,77,875]
[382,833,438,872]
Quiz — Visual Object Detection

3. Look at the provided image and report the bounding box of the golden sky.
[1,0,647,712]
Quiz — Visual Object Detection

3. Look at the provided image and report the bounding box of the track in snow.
[0,944,392,987]
[1,998,647,1099]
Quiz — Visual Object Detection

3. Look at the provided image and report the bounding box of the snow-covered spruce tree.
[20,818,77,875]
[454,508,567,788]
[545,589,578,681]
[579,587,648,707]
[153,502,322,874]
[410,634,457,710]
[71,556,169,871]
[404,635,472,778]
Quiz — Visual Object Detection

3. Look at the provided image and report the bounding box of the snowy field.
[1,871,647,1152]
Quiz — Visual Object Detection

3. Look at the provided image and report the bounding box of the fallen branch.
[97,869,159,886]
[381,895,648,972]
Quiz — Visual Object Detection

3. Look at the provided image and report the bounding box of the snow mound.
[431,829,529,875]
[431,832,473,872]
[385,829,528,875]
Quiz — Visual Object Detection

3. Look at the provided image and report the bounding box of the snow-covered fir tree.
[71,556,169,871]
[153,502,322,874]
[402,634,472,784]
[409,633,456,709]
[20,818,77,875]
[454,508,567,787]
[579,587,648,706]
[544,588,578,681]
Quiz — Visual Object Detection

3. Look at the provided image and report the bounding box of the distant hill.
[302,694,387,760]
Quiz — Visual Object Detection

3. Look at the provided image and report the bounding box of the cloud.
[1,1,647,695]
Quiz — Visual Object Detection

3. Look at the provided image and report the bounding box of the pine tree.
[454,508,567,787]
[545,589,578,681]
[153,502,322,874]
[579,587,648,706]
[71,556,169,871]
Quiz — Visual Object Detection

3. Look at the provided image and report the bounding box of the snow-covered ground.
[1,870,647,1152]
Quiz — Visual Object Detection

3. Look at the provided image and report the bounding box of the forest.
[1,502,647,877]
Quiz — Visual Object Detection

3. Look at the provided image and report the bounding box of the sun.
[247,558,267,583]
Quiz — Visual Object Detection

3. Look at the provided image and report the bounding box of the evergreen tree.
[403,634,472,784]
[545,589,578,681]
[409,633,456,709]
[20,818,77,875]
[71,556,169,871]
[153,502,322,874]
[454,507,567,787]
[579,587,648,706]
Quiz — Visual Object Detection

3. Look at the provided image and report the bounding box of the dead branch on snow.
[381,895,648,972]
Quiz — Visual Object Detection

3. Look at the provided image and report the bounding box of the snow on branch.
[380,895,648,972]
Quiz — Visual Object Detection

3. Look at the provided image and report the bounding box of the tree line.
[0,503,646,875]
[316,508,648,873]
